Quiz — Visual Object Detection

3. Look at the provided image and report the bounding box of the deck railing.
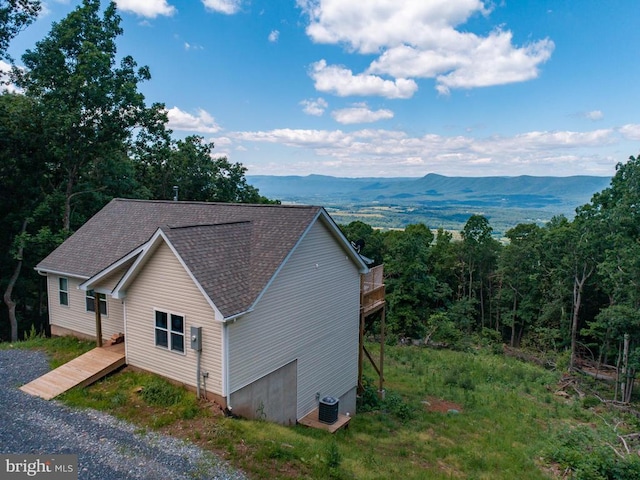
[361,264,385,315]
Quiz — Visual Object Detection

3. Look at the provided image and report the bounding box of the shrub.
[383,391,414,421]
[582,396,600,409]
[357,378,383,413]
[141,378,184,407]
[325,441,342,469]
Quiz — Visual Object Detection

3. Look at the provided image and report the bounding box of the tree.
[430,228,456,308]
[590,155,640,307]
[0,92,49,341]
[12,0,168,231]
[581,155,640,394]
[498,223,543,347]
[2,0,167,340]
[339,220,384,266]
[383,224,435,338]
[0,0,40,60]
[460,215,500,328]
[137,135,276,204]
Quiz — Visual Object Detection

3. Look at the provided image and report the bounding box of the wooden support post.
[358,276,365,394]
[95,292,103,347]
[379,305,385,398]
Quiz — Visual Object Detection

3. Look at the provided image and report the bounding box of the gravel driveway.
[0,349,246,480]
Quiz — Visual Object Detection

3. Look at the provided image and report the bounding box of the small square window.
[154,310,184,354]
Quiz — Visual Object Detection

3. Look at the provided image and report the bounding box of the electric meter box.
[190,326,202,351]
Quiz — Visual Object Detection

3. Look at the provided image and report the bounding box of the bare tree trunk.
[626,369,636,403]
[3,220,28,342]
[510,293,517,347]
[495,276,502,332]
[622,334,630,403]
[480,278,485,328]
[615,340,622,401]
[63,170,74,232]
[570,265,593,370]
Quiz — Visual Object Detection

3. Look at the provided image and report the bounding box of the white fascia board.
[78,245,145,293]
[33,268,89,280]
[112,228,225,322]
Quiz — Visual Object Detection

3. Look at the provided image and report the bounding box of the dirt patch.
[423,396,463,414]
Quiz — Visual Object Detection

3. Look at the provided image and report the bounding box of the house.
[36,198,368,424]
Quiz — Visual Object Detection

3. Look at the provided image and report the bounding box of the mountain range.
[247,174,612,235]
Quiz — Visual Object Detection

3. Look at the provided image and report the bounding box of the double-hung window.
[86,290,107,315]
[155,310,185,353]
[59,277,69,306]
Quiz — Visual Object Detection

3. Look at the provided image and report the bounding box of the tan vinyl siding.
[228,219,360,419]
[47,275,124,341]
[124,242,223,395]
[93,261,135,292]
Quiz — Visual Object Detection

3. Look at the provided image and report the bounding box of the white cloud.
[231,126,625,177]
[584,110,604,121]
[331,103,394,124]
[619,124,640,141]
[184,42,204,51]
[434,31,554,95]
[310,60,418,99]
[166,107,221,133]
[115,0,176,18]
[268,30,280,42]
[298,0,554,95]
[202,0,242,14]
[300,97,328,116]
[213,136,233,146]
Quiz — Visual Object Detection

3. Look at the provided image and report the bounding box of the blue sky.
[5,0,640,178]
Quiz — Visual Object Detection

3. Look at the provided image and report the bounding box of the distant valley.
[248,173,612,236]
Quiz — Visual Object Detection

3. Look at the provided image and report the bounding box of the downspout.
[196,348,202,398]
[223,320,232,413]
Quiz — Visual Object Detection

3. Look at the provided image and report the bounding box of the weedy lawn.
[5,337,640,479]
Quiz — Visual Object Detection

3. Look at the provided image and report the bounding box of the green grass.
[8,336,640,479]
[0,334,95,368]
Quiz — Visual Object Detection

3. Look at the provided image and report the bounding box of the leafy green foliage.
[0,0,40,60]
[546,425,640,480]
[140,377,184,407]
[0,0,272,341]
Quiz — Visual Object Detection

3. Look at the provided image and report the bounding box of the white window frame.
[86,289,107,316]
[154,309,185,354]
[59,277,69,306]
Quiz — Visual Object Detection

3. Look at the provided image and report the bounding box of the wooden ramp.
[298,408,351,433]
[20,343,126,400]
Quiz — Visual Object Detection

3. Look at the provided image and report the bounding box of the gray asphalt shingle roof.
[37,199,324,317]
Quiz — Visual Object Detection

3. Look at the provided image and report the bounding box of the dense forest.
[3,1,640,401]
[341,154,640,401]
[0,0,274,341]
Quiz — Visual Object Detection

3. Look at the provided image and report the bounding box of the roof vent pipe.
[173,186,179,202]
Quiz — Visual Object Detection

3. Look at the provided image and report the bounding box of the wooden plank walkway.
[20,343,126,400]
[298,407,351,433]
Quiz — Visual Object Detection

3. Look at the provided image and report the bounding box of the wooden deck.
[298,407,351,433]
[19,343,126,400]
